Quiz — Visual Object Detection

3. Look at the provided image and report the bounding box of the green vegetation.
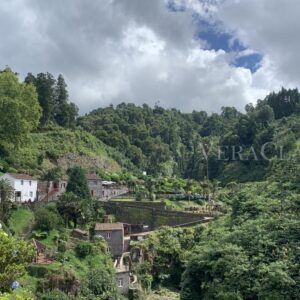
[1,67,300,299]
[8,208,34,237]
[0,67,41,149]
[34,206,63,232]
[24,72,78,128]
[75,241,93,259]
[78,89,300,184]
[132,178,300,299]
[0,231,35,292]
[2,203,118,299]
[3,126,122,175]
[0,179,14,224]
[66,166,90,199]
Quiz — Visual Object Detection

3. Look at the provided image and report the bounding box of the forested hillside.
[78,88,300,183]
[1,67,300,299]
[0,68,135,178]
[2,66,300,185]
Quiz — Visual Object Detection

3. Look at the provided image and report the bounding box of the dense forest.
[2,66,300,184]
[78,88,300,184]
[0,67,300,299]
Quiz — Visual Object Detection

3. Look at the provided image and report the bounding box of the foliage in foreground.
[0,231,35,292]
[134,180,300,300]
[180,182,300,299]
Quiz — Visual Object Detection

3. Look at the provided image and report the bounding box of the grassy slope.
[9,208,34,237]
[5,127,122,175]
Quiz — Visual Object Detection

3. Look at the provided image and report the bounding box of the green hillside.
[78,88,300,184]
[0,126,125,176]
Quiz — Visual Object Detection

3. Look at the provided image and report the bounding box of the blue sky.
[196,19,262,73]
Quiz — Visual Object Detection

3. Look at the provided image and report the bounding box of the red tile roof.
[95,223,124,231]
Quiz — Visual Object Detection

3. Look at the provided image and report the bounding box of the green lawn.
[9,208,34,237]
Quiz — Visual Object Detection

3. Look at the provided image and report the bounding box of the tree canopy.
[0,67,41,148]
[0,231,35,292]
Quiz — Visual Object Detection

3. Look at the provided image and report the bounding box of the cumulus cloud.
[0,0,295,114]
[217,0,300,90]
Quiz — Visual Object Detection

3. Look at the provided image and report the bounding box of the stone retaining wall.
[101,201,215,230]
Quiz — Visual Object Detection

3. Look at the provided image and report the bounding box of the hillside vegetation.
[78,88,300,183]
[2,126,122,176]
[1,67,300,299]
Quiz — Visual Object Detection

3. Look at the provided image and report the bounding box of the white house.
[0,173,38,203]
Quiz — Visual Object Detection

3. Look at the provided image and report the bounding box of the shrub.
[135,192,143,201]
[75,242,93,259]
[32,230,48,239]
[36,269,80,297]
[87,268,118,299]
[37,289,72,300]
[57,241,67,253]
[34,208,62,231]
[27,265,50,277]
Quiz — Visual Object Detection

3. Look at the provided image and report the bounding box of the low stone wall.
[110,201,166,209]
[101,201,215,230]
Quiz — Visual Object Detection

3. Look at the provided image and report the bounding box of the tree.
[54,74,78,128]
[75,241,93,259]
[56,192,86,228]
[236,115,256,145]
[34,207,62,231]
[0,231,35,292]
[42,167,63,182]
[62,102,78,128]
[34,73,56,125]
[66,166,90,199]
[254,105,274,127]
[0,67,41,148]
[181,243,250,300]
[87,268,118,300]
[0,179,14,224]
[266,88,300,119]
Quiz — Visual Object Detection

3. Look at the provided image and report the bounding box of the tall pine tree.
[54,74,78,128]
[24,72,56,125]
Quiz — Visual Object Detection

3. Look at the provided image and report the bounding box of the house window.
[30,192,33,197]
[29,180,32,186]
[21,180,24,185]
[106,246,111,254]
[91,190,94,196]
[118,279,123,287]
[106,232,111,239]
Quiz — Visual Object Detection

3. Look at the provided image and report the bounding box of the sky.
[0,0,299,114]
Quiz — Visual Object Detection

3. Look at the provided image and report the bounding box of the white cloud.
[1,0,292,114]
[217,0,300,91]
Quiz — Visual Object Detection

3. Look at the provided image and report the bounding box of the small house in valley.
[38,173,102,202]
[0,173,38,203]
[86,173,102,198]
[94,223,124,257]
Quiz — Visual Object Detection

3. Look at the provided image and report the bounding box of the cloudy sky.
[0,0,298,114]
